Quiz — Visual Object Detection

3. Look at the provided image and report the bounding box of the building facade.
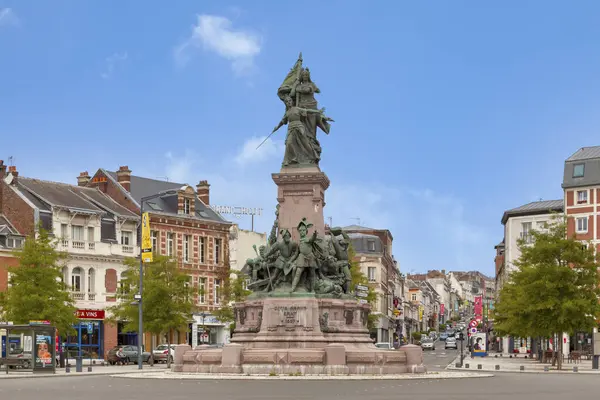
[0,214,23,291]
[343,225,397,345]
[84,167,233,348]
[1,165,140,359]
[496,199,564,354]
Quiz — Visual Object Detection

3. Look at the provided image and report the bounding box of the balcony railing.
[122,245,134,253]
[72,241,85,249]
[71,292,85,301]
[88,242,95,250]
[88,293,96,302]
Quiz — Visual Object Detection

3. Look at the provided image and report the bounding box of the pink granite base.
[173,297,426,375]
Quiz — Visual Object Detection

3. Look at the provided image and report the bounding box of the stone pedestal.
[272,167,330,240]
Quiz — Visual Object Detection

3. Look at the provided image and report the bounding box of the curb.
[0,369,165,380]
[110,371,495,380]
[447,355,600,375]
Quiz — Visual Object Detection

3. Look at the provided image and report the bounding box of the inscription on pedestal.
[283,190,313,197]
[273,305,306,325]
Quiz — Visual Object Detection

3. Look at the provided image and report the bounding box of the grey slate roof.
[562,146,600,189]
[104,170,228,224]
[501,199,563,224]
[566,146,600,161]
[17,177,138,218]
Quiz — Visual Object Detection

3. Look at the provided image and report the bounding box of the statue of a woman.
[272,96,327,167]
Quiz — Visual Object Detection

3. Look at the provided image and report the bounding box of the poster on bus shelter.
[33,329,56,372]
[472,332,488,357]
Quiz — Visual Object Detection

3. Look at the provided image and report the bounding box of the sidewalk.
[0,364,168,379]
[447,351,600,374]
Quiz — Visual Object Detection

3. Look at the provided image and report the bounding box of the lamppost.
[137,188,182,369]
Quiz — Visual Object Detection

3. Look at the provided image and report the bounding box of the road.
[422,339,463,370]
[0,373,598,400]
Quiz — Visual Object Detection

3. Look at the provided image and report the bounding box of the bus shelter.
[0,324,57,374]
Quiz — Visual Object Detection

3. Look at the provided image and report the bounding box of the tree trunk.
[557,333,563,370]
[167,329,172,369]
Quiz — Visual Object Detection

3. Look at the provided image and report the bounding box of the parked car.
[152,344,175,363]
[445,337,458,350]
[106,345,153,365]
[421,339,435,351]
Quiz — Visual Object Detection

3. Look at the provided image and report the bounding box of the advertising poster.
[141,212,153,263]
[474,296,483,317]
[33,329,55,372]
[472,332,487,357]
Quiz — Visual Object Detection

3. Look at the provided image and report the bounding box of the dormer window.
[573,163,585,178]
[184,198,191,214]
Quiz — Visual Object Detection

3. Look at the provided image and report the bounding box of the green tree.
[212,266,251,335]
[347,244,379,330]
[107,255,194,367]
[0,228,77,335]
[493,216,600,370]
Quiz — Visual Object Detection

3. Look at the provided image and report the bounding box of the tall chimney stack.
[196,180,210,205]
[116,166,132,192]
[7,166,18,184]
[77,171,91,187]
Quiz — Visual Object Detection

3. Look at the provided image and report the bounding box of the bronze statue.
[289,218,319,292]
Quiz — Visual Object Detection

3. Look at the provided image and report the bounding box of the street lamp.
[137,188,183,369]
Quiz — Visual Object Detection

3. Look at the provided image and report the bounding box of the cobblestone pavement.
[0,373,598,399]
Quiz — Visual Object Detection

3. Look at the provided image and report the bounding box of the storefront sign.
[76,309,105,320]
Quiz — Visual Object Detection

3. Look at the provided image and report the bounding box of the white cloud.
[101,52,128,80]
[0,8,19,27]
[175,14,261,76]
[158,146,494,273]
[234,135,284,166]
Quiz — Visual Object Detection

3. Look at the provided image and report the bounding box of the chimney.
[116,165,132,192]
[7,165,18,184]
[77,171,91,187]
[0,160,5,177]
[196,180,210,204]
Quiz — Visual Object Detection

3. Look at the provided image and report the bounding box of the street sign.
[356,292,368,298]
[358,299,368,305]
[469,320,477,328]
[87,323,93,334]
[470,327,477,334]
[356,284,368,292]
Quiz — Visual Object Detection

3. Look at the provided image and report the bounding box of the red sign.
[474,296,483,317]
[76,309,105,320]
[440,303,445,315]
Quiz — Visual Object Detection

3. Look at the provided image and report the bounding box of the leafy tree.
[107,255,194,367]
[347,244,379,330]
[0,228,77,335]
[212,266,251,335]
[493,216,600,370]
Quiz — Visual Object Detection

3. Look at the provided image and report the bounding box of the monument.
[173,53,425,375]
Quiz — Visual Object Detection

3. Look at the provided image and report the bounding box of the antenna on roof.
[7,156,13,166]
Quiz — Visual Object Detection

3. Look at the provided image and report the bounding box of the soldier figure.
[289,218,319,292]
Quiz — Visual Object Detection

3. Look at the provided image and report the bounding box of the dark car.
[107,345,153,365]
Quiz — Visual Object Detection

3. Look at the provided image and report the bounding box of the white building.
[228,224,267,275]
[497,199,564,355]
[3,172,140,358]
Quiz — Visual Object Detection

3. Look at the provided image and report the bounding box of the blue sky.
[2,1,600,276]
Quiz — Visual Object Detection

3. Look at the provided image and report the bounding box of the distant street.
[1,373,599,400]
[421,339,462,371]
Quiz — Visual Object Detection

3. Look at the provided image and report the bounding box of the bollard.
[477,364,482,370]
[465,363,470,368]
[573,366,578,373]
[87,365,92,372]
[520,366,525,371]
[75,356,83,373]
[65,365,70,373]
[495,365,500,370]
[544,366,549,372]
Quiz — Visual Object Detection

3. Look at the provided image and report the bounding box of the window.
[576,217,588,233]
[199,278,206,304]
[151,230,158,251]
[88,227,95,243]
[87,268,95,293]
[167,233,174,256]
[199,237,206,263]
[520,222,533,243]
[368,267,376,282]
[72,225,84,241]
[577,190,588,204]
[121,230,132,246]
[214,279,221,305]
[183,198,191,214]
[537,220,547,230]
[72,267,83,292]
[61,223,68,238]
[573,163,585,178]
[368,240,375,251]
[411,293,417,301]
[183,235,191,262]
[214,238,222,264]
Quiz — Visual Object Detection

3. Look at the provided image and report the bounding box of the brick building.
[0,162,140,359]
[84,166,232,347]
[562,146,600,253]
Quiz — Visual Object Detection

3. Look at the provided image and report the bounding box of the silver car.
[421,339,435,351]
[445,337,458,349]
